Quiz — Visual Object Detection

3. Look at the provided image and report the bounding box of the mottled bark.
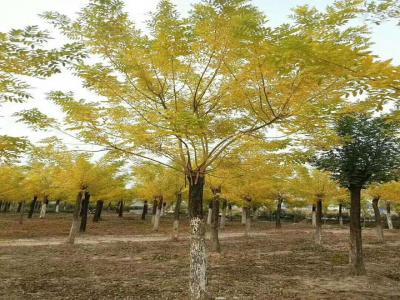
[68,190,86,244]
[372,197,384,243]
[28,196,37,219]
[315,197,322,245]
[386,201,393,230]
[349,186,366,275]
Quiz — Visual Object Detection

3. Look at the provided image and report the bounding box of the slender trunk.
[241,207,246,225]
[312,204,316,227]
[118,200,124,218]
[35,201,41,213]
[28,196,37,219]
[141,201,148,221]
[252,207,258,221]
[220,199,227,230]
[228,203,233,221]
[372,197,384,243]
[80,192,90,232]
[245,207,251,237]
[386,201,393,230]
[19,201,25,224]
[17,202,22,213]
[276,197,283,229]
[207,202,212,225]
[188,172,207,300]
[153,197,162,232]
[68,190,86,244]
[349,186,366,275]
[0,201,2,212]
[210,195,220,253]
[339,203,343,226]
[315,197,322,245]
[39,196,49,219]
[93,200,104,222]
[3,202,9,212]
[172,192,182,240]
[55,200,60,213]
[151,199,157,225]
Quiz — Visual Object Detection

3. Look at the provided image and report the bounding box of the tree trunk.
[117,200,123,217]
[228,203,233,221]
[79,192,90,232]
[151,198,157,225]
[3,202,9,212]
[39,196,49,219]
[276,197,283,229]
[17,202,22,213]
[68,190,86,244]
[141,201,148,221]
[315,197,322,245]
[93,200,104,222]
[312,204,316,227]
[172,193,182,240]
[349,186,366,275]
[386,201,393,230]
[210,196,220,253]
[153,197,162,232]
[187,172,207,300]
[245,207,252,237]
[19,201,25,224]
[55,200,60,213]
[372,197,384,243]
[241,207,246,225]
[207,202,212,225]
[28,196,37,219]
[252,207,258,221]
[339,203,343,226]
[220,199,227,229]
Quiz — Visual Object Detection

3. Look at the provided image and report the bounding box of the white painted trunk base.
[39,204,47,219]
[386,213,393,230]
[55,204,60,213]
[153,208,161,231]
[312,211,316,227]
[241,207,246,225]
[207,209,212,225]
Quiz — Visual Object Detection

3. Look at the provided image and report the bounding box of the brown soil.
[0,212,399,299]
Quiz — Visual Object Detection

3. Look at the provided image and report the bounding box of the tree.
[315,114,400,275]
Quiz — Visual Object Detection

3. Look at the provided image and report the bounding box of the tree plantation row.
[0,0,399,299]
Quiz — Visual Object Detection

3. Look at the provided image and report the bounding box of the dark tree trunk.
[276,197,283,229]
[93,200,104,222]
[3,202,9,212]
[228,203,233,221]
[210,188,221,253]
[312,204,316,227]
[187,171,206,300]
[0,201,3,212]
[172,193,182,240]
[372,197,384,243]
[28,196,38,219]
[68,190,85,244]
[17,202,22,213]
[339,203,343,226]
[79,192,90,232]
[141,201,148,221]
[35,201,41,212]
[118,200,124,218]
[19,201,25,224]
[349,186,366,275]
[315,197,322,245]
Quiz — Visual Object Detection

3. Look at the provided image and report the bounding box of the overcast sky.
[0,0,399,151]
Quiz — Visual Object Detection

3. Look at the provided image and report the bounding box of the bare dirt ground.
[0,212,399,299]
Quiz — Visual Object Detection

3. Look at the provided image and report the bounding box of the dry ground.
[0,212,399,299]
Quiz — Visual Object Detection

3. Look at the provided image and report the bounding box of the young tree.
[315,114,400,275]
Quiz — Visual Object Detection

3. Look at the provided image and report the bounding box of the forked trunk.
[276,197,283,229]
[188,172,207,300]
[220,199,227,229]
[79,192,90,232]
[339,203,343,226]
[93,200,104,222]
[372,197,384,243]
[386,201,393,230]
[68,189,86,244]
[19,201,25,224]
[210,196,220,253]
[172,192,182,240]
[28,196,37,219]
[312,204,316,227]
[349,186,366,275]
[315,197,322,245]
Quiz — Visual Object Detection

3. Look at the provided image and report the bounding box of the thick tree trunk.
[207,202,212,225]
[117,200,124,217]
[141,201,148,221]
[17,202,22,213]
[93,200,104,222]
[315,197,322,245]
[68,190,86,244]
[372,197,384,243]
[172,193,182,240]
[39,196,49,219]
[220,199,227,229]
[210,196,220,253]
[19,201,25,224]
[276,197,283,229]
[153,197,162,232]
[349,186,366,275]
[386,201,393,230]
[312,204,316,227]
[28,196,37,219]
[79,192,90,232]
[188,172,207,300]
[339,203,343,226]
[55,200,60,213]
